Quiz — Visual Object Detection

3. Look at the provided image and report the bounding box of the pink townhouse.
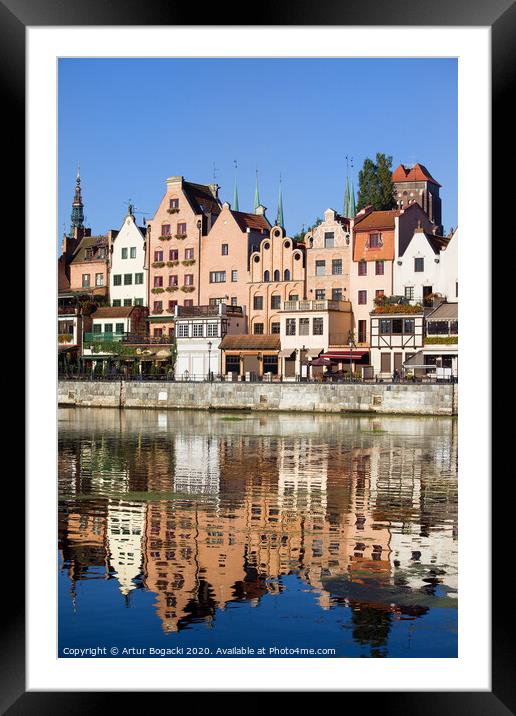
[146,176,221,338]
[305,208,352,304]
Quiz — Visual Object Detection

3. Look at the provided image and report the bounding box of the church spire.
[343,175,350,218]
[276,174,284,228]
[349,180,356,218]
[253,168,260,214]
[70,163,84,234]
[233,160,239,211]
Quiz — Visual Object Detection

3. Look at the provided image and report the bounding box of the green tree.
[357,153,396,211]
[293,217,322,244]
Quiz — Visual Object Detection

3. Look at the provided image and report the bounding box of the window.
[112,299,121,307]
[403,319,415,334]
[184,299,194,307]
[123,299,132,307]
[192,324,203,337]
[168,300,177,312]
[263,355,278,375]
[324,232,335,249]
[161,224,171,237]
[380,319,391,335]
[225,355,240,373]
[184,274,194,286]
[134,298,143,306]
[221,244,228,256]
[271,322,280,334]
[391,319,403,334]
[315,289,325,300]
[271,295,281,309]
[358,320,367,343]
[332,259,342,275]
[290,294,299,301]
[263,270,270,282]
[178,324,189,338]
[299,318,310,336]
[82,274,90,288]
[207,323,218,337]
[85,248,93,259]
[98,248,107,259]
[209,298,223,305]
[456,281,458,298]
[381,353,391,373]
[95,273,104,286]
[185,248,194,260]
[315,260,326,276]
[177,222,186,236]
[104,323,113,334]
[375,260,384,275]
[130,247,137,259]
[313,317,323,335]
[153,301,163,312]
[121,247,128,259]
[332,288,342,301]
[124,274,132,285]
[368,233,381,248]
[358,261,367,276]
[134,273,143,285]
[273,269,280,281]
[254,323,264,335]
[210,271,226,283]
[170,249,179,261]
[375,290,384,300]
[154,250,163,262]
[169,275,178,286]
[231,297,238,306]
[113,274,122,286]
[231,270,238,282]
[253,295,263,310]
[93,324,101,333]
[405,286,414,300]
[154,328,163,338]
[358,290,367,305]
[286,318,296,336]
[170,198,179,209]
[284,269,290,280]
[115,323,124,334]
[414,257,424,272]
[154,276,163,287]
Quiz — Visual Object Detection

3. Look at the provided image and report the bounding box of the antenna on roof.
[212,161,219,182]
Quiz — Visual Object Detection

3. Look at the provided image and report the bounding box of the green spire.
[253,169,260,213]
[276,175,284,227]
[343,175,350,218]
[349,180,356,218]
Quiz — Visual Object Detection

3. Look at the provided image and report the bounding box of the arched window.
[284,269,290,281]
[273,269,280,281]
[264,270,270,282]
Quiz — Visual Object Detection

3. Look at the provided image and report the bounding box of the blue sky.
[58,58,457,244]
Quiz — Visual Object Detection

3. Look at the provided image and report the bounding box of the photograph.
[56,56,459,660]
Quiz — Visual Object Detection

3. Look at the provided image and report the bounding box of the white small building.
[174,303,247,381]
[394,224,453,304]
[369,305,425,378]
[109,208,147,307]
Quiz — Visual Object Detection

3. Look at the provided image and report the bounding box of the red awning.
[321,350,369,360]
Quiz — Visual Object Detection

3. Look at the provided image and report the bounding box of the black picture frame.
[6,0,513,709]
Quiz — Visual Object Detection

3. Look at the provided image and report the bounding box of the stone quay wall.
[58,380,457,416]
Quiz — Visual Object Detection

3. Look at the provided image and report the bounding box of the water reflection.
[58,409,457,656]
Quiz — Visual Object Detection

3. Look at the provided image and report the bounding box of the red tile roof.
[92,306,146,319]
[353,209,401,231]
[392,163,441,187]
[219,334,280,351]
[231,210,271,233]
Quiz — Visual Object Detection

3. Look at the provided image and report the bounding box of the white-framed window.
[177,324,189,338]
[405,286,415,300]
[130,247,137,259]
[192,323,203,337]
[207,323,218,337]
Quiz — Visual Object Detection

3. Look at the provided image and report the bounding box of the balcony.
[282,299,348,312]
[84,332,125,343]
[176,304,243,318]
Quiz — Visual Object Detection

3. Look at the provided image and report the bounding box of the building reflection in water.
[58,408,457,650]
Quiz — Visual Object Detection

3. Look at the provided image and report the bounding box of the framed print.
[5,0,514,709]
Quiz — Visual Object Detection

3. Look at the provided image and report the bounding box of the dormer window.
[368,233,382,248]
[169,198,179,209]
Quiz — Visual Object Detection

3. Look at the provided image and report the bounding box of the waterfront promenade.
[58,379,457,415]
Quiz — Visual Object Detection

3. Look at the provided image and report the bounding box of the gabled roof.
[392,163,441,187]
[70,234,109,264]
[399,228,451,257]
[183,181,221,216]
[231,210,271,233]
[91,306,144,319]
[353,209,401,231]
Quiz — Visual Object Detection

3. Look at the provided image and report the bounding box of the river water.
[58,408,457,658]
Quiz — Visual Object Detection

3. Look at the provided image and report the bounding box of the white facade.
[394,227,445,302]
[107,501,146,597]
[369,311,425,377]
[174,304,246,381]
[110,212,147,306]
[442,229,458,301]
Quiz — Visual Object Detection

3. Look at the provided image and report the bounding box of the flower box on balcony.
[182,259,196,266]
[166,260,179,267]
[58,334,73,344]
[175,233,187,240]
[167,208,179,214]
[151,287,164,294]
[153,309,164,314]
[152,261,165,268]
[158,235,172,241]
[181,286,195,293]
[166,286,179,292]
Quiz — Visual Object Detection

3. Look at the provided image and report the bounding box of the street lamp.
[207,340,212,382]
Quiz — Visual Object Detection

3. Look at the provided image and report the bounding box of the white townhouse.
[394,223,456,305]
[109,208,147,306]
